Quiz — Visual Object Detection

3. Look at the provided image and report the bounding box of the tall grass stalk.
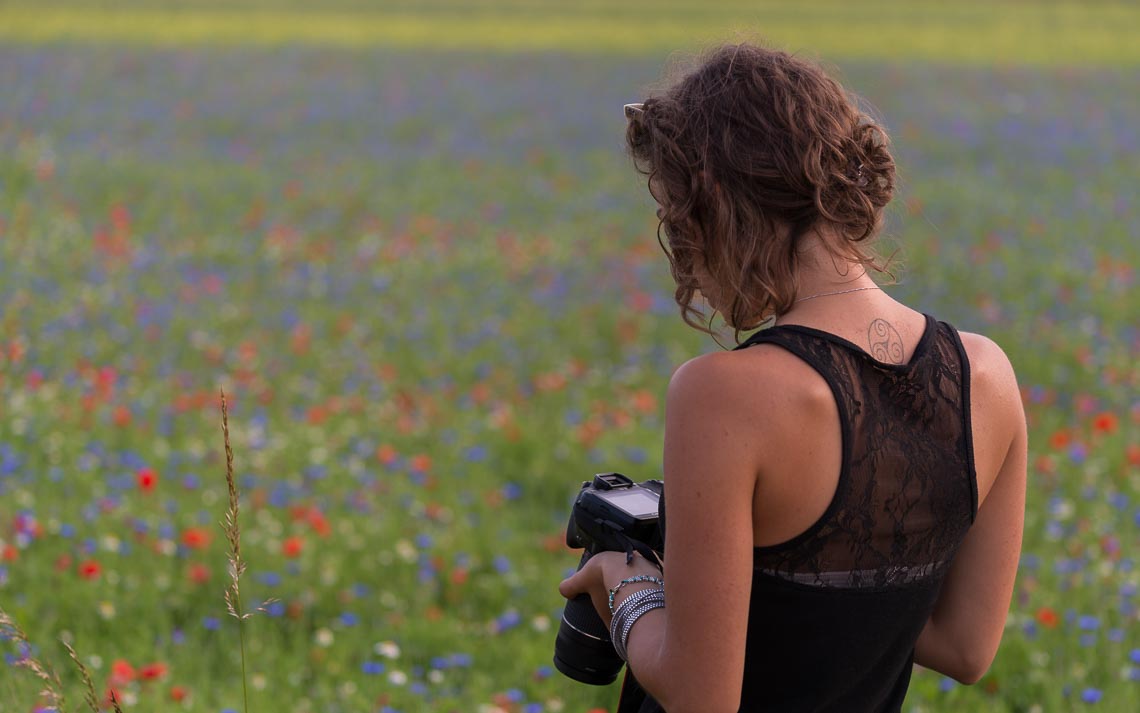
[61,641,97,712]
[220,389,251,712]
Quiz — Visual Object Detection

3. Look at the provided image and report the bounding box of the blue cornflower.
[496,610,522,631]
[1077,615,1100,630]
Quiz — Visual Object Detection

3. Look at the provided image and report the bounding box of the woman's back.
[737,310,976,711]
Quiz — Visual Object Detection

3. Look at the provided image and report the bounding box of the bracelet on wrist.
[610,590,666,662]
[608,574,665,614]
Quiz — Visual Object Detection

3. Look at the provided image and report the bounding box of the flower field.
[0,2,1138,711]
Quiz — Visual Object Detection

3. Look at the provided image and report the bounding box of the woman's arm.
[914,335,1027,683]
[560,351,765,713]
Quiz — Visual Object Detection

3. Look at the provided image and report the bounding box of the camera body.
[554,473,664,685]
[566,472,664,555]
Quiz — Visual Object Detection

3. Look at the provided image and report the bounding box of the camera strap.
[617,532,664,569]
[617,669,646,713]
[618,669,664,713]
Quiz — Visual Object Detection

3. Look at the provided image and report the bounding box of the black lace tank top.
[632,314,977,713]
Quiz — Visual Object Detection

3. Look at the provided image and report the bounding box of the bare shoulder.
[956,331,1021,404]
[667,345,834,447]
[669,344,825,405]
[956,330,1026,502]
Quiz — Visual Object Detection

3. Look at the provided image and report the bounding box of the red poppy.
[139,662,168,680]
[181,527,211,550]
[535,372,567,392]
[409,453,432,473]
[307,509,331,537]
[110,203,131,232]
[170,685,187,702]
[110,659,135,684]
[376,444,398,465]
[469,383,490,404]
[282,536,303,558]
[630,389,657,414]
[1048,430,1070,450]
[627,291,653,312]
[78,559,102,580]
[1092,412,1119,434]
[1035,606,1058,628]
[187,563,211,585]
[290,323,311,355]
[1,544,16,562]
[137,467,157,493]
[25,370,44,390]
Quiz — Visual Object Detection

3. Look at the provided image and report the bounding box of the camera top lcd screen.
[604,488,660,518]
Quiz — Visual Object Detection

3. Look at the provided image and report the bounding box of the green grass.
[0,1,1138,64]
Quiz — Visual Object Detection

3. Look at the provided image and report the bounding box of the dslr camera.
[553,472,664,685]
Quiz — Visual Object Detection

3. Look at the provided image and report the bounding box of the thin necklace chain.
[795,285,881,303]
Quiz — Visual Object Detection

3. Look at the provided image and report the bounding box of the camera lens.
[553,593,625,685]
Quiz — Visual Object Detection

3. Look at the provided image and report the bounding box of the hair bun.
[818,120,895,243]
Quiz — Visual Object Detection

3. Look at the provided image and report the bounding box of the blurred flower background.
[0,1,1137,711]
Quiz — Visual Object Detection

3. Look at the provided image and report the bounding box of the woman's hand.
[559,550,663,627]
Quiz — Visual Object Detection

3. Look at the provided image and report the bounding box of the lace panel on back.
[741,318,977,590]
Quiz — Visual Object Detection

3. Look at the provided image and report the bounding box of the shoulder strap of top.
[734,325,836,376]
[941,322,980,518]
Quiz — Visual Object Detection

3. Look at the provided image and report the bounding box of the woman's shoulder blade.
[670,345,818,395]
[955,330,1020,395]
[667,345,834,430]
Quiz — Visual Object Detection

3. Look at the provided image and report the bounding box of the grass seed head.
[63,640,100,712]
[0,607,65,711]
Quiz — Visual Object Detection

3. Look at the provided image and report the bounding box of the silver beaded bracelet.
[610,586,664,630]
[609,588,661,648]
[616,597,665,661]
[613,597,665,661]
[609,587,665,662]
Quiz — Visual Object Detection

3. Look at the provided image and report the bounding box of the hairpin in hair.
[624,103,645,120]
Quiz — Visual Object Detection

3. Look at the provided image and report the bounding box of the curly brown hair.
[625,43,896,338]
